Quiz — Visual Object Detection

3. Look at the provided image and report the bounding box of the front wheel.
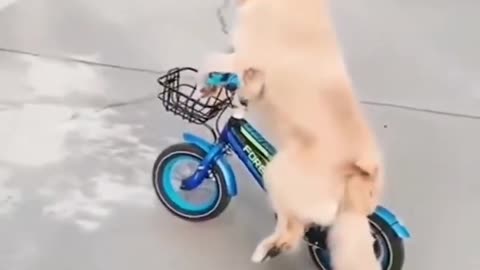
[152,143,231,221]
[306,213,405,270]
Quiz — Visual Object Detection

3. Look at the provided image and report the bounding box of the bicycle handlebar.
[157,67,250,124]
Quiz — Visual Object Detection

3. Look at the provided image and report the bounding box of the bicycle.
[152,66,411,270]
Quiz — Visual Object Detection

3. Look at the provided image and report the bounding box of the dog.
[199,1,385,269]
[240,69,383,270]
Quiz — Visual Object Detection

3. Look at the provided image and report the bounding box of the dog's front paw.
[243,68,264,84]
[243,68,257,82]
[240,68,265,102]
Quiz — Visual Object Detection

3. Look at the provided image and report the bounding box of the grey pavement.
[0,0,479,270]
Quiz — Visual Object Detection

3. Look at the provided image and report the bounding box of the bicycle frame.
[180,115,411,240]
[180,116,274,191]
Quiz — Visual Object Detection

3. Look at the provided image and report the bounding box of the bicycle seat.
[206,72,241,92]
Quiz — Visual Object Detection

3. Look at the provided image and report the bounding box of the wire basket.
[157,67,233,124]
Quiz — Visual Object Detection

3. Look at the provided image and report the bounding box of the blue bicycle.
[152,67,411,270]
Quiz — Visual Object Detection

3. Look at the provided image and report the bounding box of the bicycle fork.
[180,144,226,190]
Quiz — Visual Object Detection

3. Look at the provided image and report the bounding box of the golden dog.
[199,1,384,269]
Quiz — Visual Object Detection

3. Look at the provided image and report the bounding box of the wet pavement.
[1,0,479,270]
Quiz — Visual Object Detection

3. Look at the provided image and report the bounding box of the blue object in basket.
[206,72,241,92]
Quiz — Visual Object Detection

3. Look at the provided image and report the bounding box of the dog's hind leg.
[250,210,288,263]
[327,211,381,270]
[251,211,305,263]
[251,146,309,263]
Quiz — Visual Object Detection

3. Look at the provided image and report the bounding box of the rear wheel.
[306,213,405,270]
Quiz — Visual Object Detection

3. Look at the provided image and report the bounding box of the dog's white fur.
[200,1,384,270]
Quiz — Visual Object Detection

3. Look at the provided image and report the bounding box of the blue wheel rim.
[161,155,220,213]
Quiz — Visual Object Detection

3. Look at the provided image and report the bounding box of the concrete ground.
[1,0,479,270]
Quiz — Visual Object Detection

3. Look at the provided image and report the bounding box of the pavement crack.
[93,95,156,112]
[216,0,230,35]
[69,94,157,120]
[360,100,480,120]
[0,103,23,112]
[0,47,164,74]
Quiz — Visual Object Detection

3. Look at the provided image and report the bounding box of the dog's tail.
[327,211,381,270]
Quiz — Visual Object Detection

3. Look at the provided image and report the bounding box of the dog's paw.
[251,242,274,263]
[240,68,265,101]
[251,238,292,263]
[243,68,264,83]
[243,68,257,82]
